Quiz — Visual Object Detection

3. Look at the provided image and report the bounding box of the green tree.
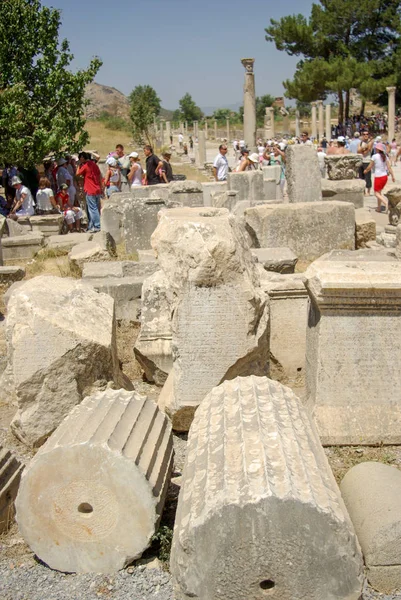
[265,0,401,121]
[0,0,101,166]
[178,93,203,122]
[129,85,161,145]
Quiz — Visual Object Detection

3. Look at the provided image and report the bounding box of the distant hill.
[85,82,175,122]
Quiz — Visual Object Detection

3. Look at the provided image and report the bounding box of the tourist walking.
[104,157,121,197]
[390,138,398,166]
[76,152,103,232]
[358,131,374,196]
[212,144,229,181]
[127,152,143,188]
[143,146,163,186]
[348,132,360,154]
[114,144,130,192]
[364,142,395,212]
[160,151,174,183]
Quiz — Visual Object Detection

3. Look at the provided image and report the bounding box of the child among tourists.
[56,183,83,232]
[36,177,58,214]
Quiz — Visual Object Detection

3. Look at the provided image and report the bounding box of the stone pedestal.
[311,102,317,139]
[264,107,275,139]
[241,58,256,151]
[325,155,362,180]
[171,375,363,600]
[325,104,331,140]
[305,251,401,445]
[286,145,322,203]
[16,389,173,573]
[387,86,396,142]
[317,100,324,140]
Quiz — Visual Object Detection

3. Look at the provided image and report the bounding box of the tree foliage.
[129,85,161,145]
[0,0,102,166]
[178,93,203,122]
[265,0,401,120]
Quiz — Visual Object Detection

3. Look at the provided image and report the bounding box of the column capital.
[387,86,396,94]
[241,58,255,73]
[311,101,317,107]
[316,100,323,106]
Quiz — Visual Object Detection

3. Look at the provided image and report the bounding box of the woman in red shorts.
[364,142,395,212]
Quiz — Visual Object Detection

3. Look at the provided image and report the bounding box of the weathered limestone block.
[321,178,365,208]
[341,462,401,594]
[82,260,159,280]
[124,197,169,253]
[0,266,25,284]
[227,170,264,202]
[261,274,308,387]
[1,233,44,262]
[305,251,401,444]
[0,445,24,533]
[251,247,298,274]
[47,232,93,250]
[29,214,63,237]
[324,154,362,180]
[2,276,130,447]
[68,240,111,269]
[387,185,401,226]
[152,207,269,430]
[5,218,26,237]
[355,208,376,248]
[134,271,174,386]
[169,180,203,207]
[245,201,355,261]
[101,199,125,246]
[171,376,363,600]
[82,277,144,322]
[285,145,322,203]
[210,189,238,211]
[16,389,173,573]
[201,181,227,207]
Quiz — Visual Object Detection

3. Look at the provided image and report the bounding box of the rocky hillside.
[85,82,174,121]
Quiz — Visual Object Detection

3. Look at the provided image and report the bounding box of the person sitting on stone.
[56,183,83,232]
[326,136,350,155]
[238,152,259,172]
[9,176,35,219]
[104,157,121,197]
[127,152,143,188]
[36,177,58,214]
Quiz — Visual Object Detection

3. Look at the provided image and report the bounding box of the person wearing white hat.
[9,176,35,218]
[104,156,121,197]
[327,136,349,156]
[237,152,260,172]
[56,157,76,204]
[128,152,143,188]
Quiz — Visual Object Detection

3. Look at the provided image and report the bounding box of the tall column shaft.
[387,87,396,141]
[214,120,217,140]
[197,131,207,166]
[317,100,324,141]
[204,120,208,140]
[241,58,256,151]
[295,110,300,138]
[311,102,317,140]
[226,118,230,142]
[325,105,331,140]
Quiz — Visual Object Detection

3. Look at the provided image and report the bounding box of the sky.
[42,0,315,112]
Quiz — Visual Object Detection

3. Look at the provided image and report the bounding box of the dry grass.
[325,445,401,484]
[115,321,143,382]
[84,120,134,158]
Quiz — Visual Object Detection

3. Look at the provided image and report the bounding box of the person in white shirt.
[300,131,313,146]
[364,142,395,212]
[10,176,35,217]
[213,144,229,181]
[36,177,58,213]
[178,133,184,148]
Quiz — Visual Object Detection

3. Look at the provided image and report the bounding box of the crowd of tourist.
[0,144,175,232]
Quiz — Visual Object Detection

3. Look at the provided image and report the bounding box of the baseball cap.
[129,152,139,159]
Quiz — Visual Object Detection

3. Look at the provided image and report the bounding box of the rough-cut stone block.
[1,233,44,262]
[0,266,25,284]
[47,232,93,250]
[0,445,24,533]
[131,184,170,201]
[324,154,362,180]
[101,200,124,246]
[1,276,130,447]
[68,240,110,269]
[387,185,401,226]
[169,180,203,207]
[5,218,27,237]
[82,276,144,322]
[151,207,269,430]
[124,198,168,253]
[210,190,238,211]
[82,260,159,280]
[245,201,355,261]
[355,209,376,248]
[29,214,63,237]
[138,249,157,262]
[321,178,365,208]
[285,145,322,203]
[341,462,401,594]
[227,170,264,202]
[16,389,173,573]
[261,274,308,387]
[251,247,298,274]
[201,181,227,207]
[305,251,401,444]
[263,177,277,200]
[134,271,173,386]
[171,376,363,600]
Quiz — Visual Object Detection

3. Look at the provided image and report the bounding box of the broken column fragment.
[16,388,173,574]
[171,376,363,600]
[151,207,269,431]
[0,445,24,533]
[1,275,131,447]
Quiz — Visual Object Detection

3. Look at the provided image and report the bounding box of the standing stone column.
[264,107,275,138]
[180,121,184,135]
[295,110,300,138]
[166,121,171,143]
[387,86,396,142]
[241,58,257,151]
[193,121,198,138]
[325,104,331,140]
[214,120,218,140]
[204,120,208,140]
[226,117,230,142]
[184,121,188,135]
[197,130,207,166]
[311,102,317,140]
[160,121,165,146]
[317,100,324,141]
